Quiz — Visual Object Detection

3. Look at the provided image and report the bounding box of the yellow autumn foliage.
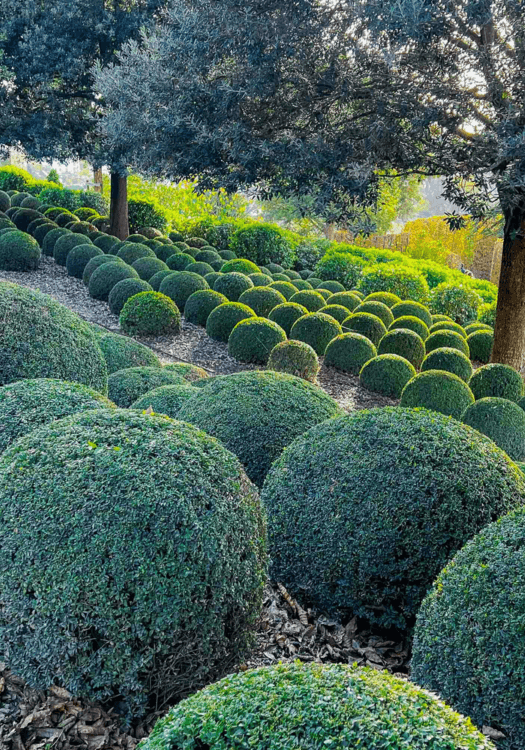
[403,216,486,264]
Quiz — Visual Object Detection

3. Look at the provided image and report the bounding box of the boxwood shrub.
[432,314,453,323]
[0,409,266,717]
[117,242,155,266]
[159,271,209,310]
[195,249,221,264]
[469,363,524,402]
[359,354,416,399]
[186,236,208,248]
[478,301,497,327]
[429,283,482,325]
[166,252,193,271]
[213,272,254,301]
[343,312,387,347]
[290,312,342,356]
[132,256,169,282]
[462,397,525,461]
[120,291,182,337]
[0,230,40,270]
[315,253,367,288]
[206,302,257,342]
[65,244,103,278]
[0,190,10,212]
[149,270,174,292]
[108,278,152,316]
[392,301,433,327]
[92,233,119,254]
[184,289,228,326]
[354,300,394,328]
[163,363,209,383]
[179,370,343,487]
[108,365,187,407]
[33,222,58,246]
[292,279,314,291]
[389,315,430,340]
[324,332,377,375]
[364,291,402,308]
[425,329,470,357]
[221,258,261,275]
[268,281,298,300]
[152,244,175,263]
[467,329,494,363]
[88,261,139,301]
[249,272,272,286]
[262,406,524,628]
[238,286,287,317]
[321,304,353,324]
[289,289,326,312]
[465,321,493,334]
[82,254,126,285]
[267,340,319,382]
[421,347,473,383]
[54,232,92,266]
[230,224,295,268]
[92,329,161,373]
[268,302,309,336]
[428,320,467,338]
[378,328,426,369]
[400,370,475,418]
[357,265,430,302]
[12,208,41,232]
[228,318,287,364]
[326,291,361,311]
[185,261,215,277]
[131,383,197,417]
[139,662,493,750]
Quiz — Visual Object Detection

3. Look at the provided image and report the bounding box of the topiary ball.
[0,378,114,453]
[163,362,209,383]
[213,272,254,301]
[117,242,156,266]
[0,190,10,212]
[359,354,416,399]
[139,662,494,750]
[238,286,287,318]
[322,304,355,324]
[185,261,214,277]
[249,272,273,286]
[289,289,326,312]
[33,222,58,246]
[389,315,430,341]
[292,279,314,291]
[227,318,285,365]
[206,302,257,343]
[326,291,361,311]
[429,282,482,325]
[0,281,107,392]
[364,291,402,308]
[400,370,475,418]
[0,230,41,270]
[412,506,525,748]
[425,329,470,357]
[467,329,494,364]
[149,269,174,292]
[267,340,319,382]
[65,244,103,279]
[324,333,377,376]
[119,291,182,337]
[432,313,453,323]
[159,271,209,310]
[132,256,169,282]
[54,232,93,266]
[378,328,426,369]
[12,208,41,232]
[88,261,139,301]
[153,244,176,263]
[268,281,298,300]
[221,258,261,275]
[179,370,343,487]
[428,320,467,338]
[268,302,309,336]
[262,406,524,628]
[82,253,126,285]
[469,363,524,402]
[290,312,342,356]
[108,278,153,316]
[343,312,387,347]
[42,227,70,256]
[107,365,187,407]
[92,329,161,374]
[131,383,197,417]
[421,347,473,383]
[0,409,266,717]
[462,397,525,461]
[195,249,221,264]
[465,321,492,334]
[391,301,433,328]
[184,289,228,326]
[186,236,208,248]
[354,301,394,328]
[166,252,194,271]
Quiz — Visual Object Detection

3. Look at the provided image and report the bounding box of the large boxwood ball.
[412,506,525,749]
[321,304,353,324]
[425,329,470,357]
[462,397,525,461]
[391,300,433,327]
[342,312,387,347]
[238,286,287,317]
[132,256,169,281]
[267,340,319,382]
[92,234,119,254]
[159,271,209,310]
[359,354,416,399]
[249,272,272,286]
[421,346,473,383]
[324,332,377,375]
[0,378,114,452]
[221,258,261,275]
[33,221,58,246]
[326,291,361,311]
[354,300,394,328]
[166,252,194,270]
[149,269,174,292]
[268,302,309,336]
[42,227,69,256]
[470,363,525,402]
[88,261,139,301]
[378,328,426,369]
[92,329,161,373]
[0,409,267,717]
[54,232,92,266]
[12,208,41,232]
[55,211,78,227]
[400,370,475,418]
[186,236,208,248]
[206,302,257,342]
[389,315,430,341]
[185,289,228,326]
[108,365,189,407]
[132,383,197,417]
[151,243,174,263]
[228,317,286,364]
[195,248,221,264]
[364,291,402,308]
[0,190,10,212]
[290,312,342,356]
[65,243,103,278]
[82,253,126,285]
[268,281,298,300]
[185,261,214,277]
[467,329,494,364]
[465,321,492,334]
[0,230,40,270]
[428,320,467,338]
[120,291,182,337]
[292,278,314,291]
[116,241,156,266]
[0,282,107,391]
[213,272,254,301]
[178,370,344,487]
[261,407,525,628]
[108,278,153,315]
[139,662,493,750]
[289,289,326,312]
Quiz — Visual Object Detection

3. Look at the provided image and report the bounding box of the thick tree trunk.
[93,168,103,194]
[109,172,129,240]
[491,208,525,369]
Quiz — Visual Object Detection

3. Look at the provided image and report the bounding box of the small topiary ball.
[163,363,209,383]
[117,242,156,266]
[54,232,93,266]
[152,244,175,263]
[0,230,41,270]
[262,407,524,629]
[132,256,169,282]
[123,233,147,243]
[0,190,10,212]
[249,272,272,286]
[221,258,261,275]
[179,370,343,487]
[213,272,254,301]
[391,301,433,328]
[228,317,287,364]
[185,261,215,277]
[467,329,494,364]
[206,302,256,342]
[108,365,187,407]
[364,291,402,308]
[321,304,353,324]
[290,312,342,356]
[237,286,287,318]
[65,244,103,278]
[324,333,377,376]
[108,278,153,316]
[317,279,345,293]
[268,302,309,336]
[166,252,194,271]
[0,378,114,453]
[186,236,208,248]
[131,383,197,417]
[425,329,470,357]
[159,271,209,310]
[359,354,416,399]
[292,279,314,291]
[184,289,228,326]
[326,291,361,311]
[400,370,475,418]
[149,269,173,292]
[421,347,473,383]
[312,288,331,300]
[139,662,494,750]
[91,329,161,374]
[343,312,387,347]
[469,363,525,402]
[378,328,426,369]
[20,195,40,210]
[389,315,430,341]
[432,313,453,323]
[268,280,298,300]
[88,261,139,301]
[428,320,467,338]
[465,321,492,334]
[289,289,326,312]
[42,227,69,256]
[267,340,319,382]
[82,253,126,285]
[354,300,394,328]
[12,208,41,232]
[33,222,58,246]
[195,249,221,264]
[462,397,525,461]
[119,291,182,338]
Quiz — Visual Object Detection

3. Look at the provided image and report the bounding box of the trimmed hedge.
[354,301,394,328]
[213,272,254,301]
[54,233,92,266]
[184,289,228,326]
[131,383,197,417]
[93,330,161,373]
[289,289,326,312]
[324,333,377,375]
[421,347,473,383]
[425,329,470,357]
[0,282,107,392]
[159,271,209,310]
[315,252,367,288]
[132,256,169,281]
[469,363,524,401]
[290,312,342,356]
[228,318,287,364]
[467,329,494,363]
[0,230,40,270]
[364,291,401,308]
[185,261,215,277]
[462,397,525,461]
[268,302,309,336]
[249,272,272,286]
[0,409,266,717]
[119,291,181,337]
[377,328,426,369]
[108,278,153,316]
[88,261,139,301]
[391,301,433,327]
[400,370,475,418]
[343,312,387,346]
[465,321,493,334]
[82,254,125,285]
[195,249,221,264]
[267,340,319,382]
[163,363,209,383]
[221,258,260,275]
[389,315,430,340]
[33,222,58,246]
[206,302,256,343]
[326,291,361,311]
[428,320,467,338]
[108,366,187,407]
[238,286,287,317]
[359,354,416,399]
[262,406,524,628]
[292,279,314,291]
[179,370,343,487]
[65,244,103,278]
[117,242,155,266]
[139,662,494,750]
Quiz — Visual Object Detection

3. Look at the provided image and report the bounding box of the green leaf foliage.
[462,397,525,461]
[108,278,153,316]
[213,272,254,301]
[324,332,377,375]
[400,370,475,419]
[469,364,525,402]
[91,328,161,374]
[467,330,494,364]
[131,383,197,417]
[238,286,287,318]
[228,317,286,364]
[343,312,387,346]
[290,312,342,356]
[206,302,257,342]
[119,292,182,338]
[359,354,416,398]
[0,230,40,270]
[267,340,319,382]
[421,347,473,383]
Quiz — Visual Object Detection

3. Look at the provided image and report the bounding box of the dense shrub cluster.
[430,283,482,324]
[358,264,430,302]
[230,224,295,268]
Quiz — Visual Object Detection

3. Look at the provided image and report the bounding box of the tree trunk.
[93,168,103,194]
[491,208,525,369]
[109,172,129,240]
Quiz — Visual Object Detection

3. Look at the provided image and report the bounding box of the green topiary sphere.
[467,329,494,363]
[238,286,287,317]
[179,370,343,487]
[469,363,525,402]
[359,354,416,399]
[42,227,69,256]
[108,365,187,407]
[400,370,475,418]
[163,362,209,383]
[131,383,197,417]
[33,222,58,246]
[159,271,209,310]
[262,407,524,629]
[0,190,10,212]
[428,320,467,338]
[432,313,453,323]
[292,279,314,291]
[204,271,223,287]
[88,261,139,301]
[326,291,361,311]
[186,236,208,248]
[12,208,41,232]
[92,329,161,373]
[389,314,430,340]
[412,506,525,748]
[342,312,387,347]
[119,291,181,338]
[324,332,377,375]
[267,340,319,382]
[0,409,266,717]
[152,244,175,263]
[213,272,254,301]
[425,329,470,357]
[228,317,286,364]
[312,288,331,300]
[421,347,473,383]
[268,281,298,300]
[65,243,103,278]
[378,328,426,369]
[0,230,40,270]
[139,662,493,750]
[108,278,153,316]
[221,258,261,275]
[304,277,323,288]
[166,252,194,271]
[321,304,353,324]
[289,289,326,312]
[82,253,125,285]
[149,269,174,292]
[290,312,342,356]
[195,249,221,264]
[185,289,229,326]
[185,261,214,277]
[354,300,394,328]
[465,321,492,334]
[357,265,430,302]
[206,302,257,343]
[364,291,402,308]
[132,256,169,281]
[391,300,433,327]
[124,233,147,243]
[54,232,92,266]
[117,242,156,266]
[268,302,309,336]
[462,397,525,461]
[429,282,482,325]
[249,272,273,286]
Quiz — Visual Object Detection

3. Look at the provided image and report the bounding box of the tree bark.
[93,168,103,194]
[109,172,129,240]
[491,207,525,369]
